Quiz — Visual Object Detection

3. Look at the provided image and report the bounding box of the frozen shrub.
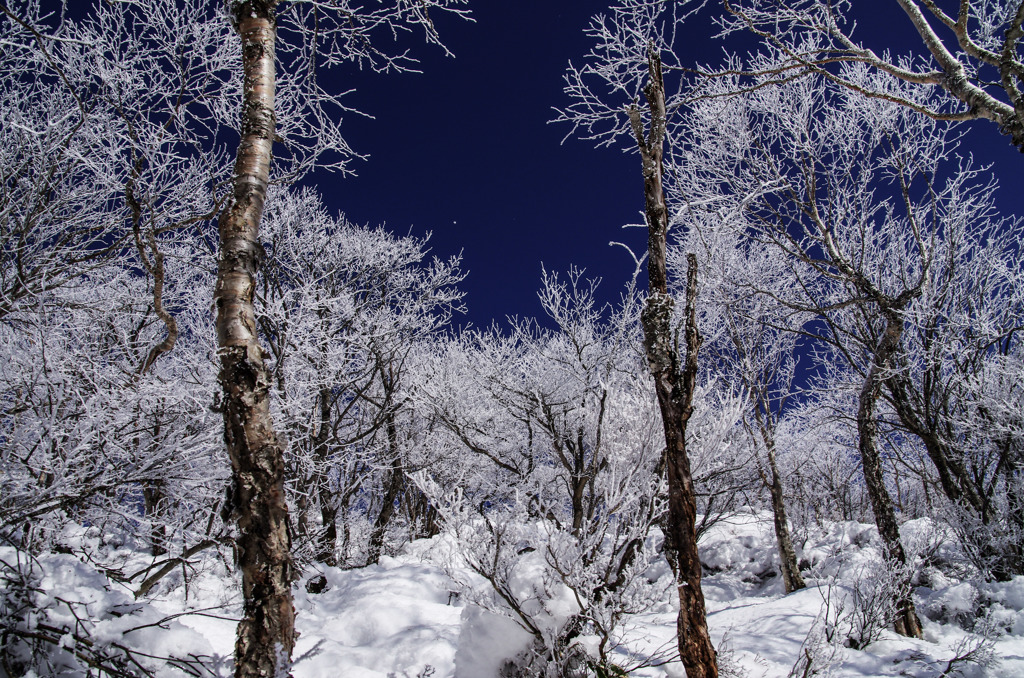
[0,542,218,677]
[813,557,916,650]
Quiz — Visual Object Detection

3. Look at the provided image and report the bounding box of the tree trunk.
[631,46,718,678]
[405,482,440,540]
[857,311,922,639]
[216,2,296,676]
[367,410,403,565]
[747,398,805,593]
[317,499,340,567]
[143,482,167,557]
[1001,450,1024,579]
[763,440,805,593]
[312,387,338,566]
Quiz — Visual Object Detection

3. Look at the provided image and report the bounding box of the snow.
[8,514,1024,677]
[454,606,533,678]
[290,558,462,678]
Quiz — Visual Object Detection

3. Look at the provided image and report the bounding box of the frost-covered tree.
[414,270,744,676]
[1,0,471,673]
[556,3,729,674]
[415,273,664,675]
[256,188,464,568]
[0,236,226,583]
[888,206,1024,580]
[213,1,468,667]
[713,0,1024,150]
[669,54,1024,627]
[679,221,808,593]
[0,0,231,565]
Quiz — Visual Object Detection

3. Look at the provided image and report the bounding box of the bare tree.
[0,0,234,568]
[414,271,701,676]
[669,57,1022,634]
[686,224,807,593]
[713,0,1024,149]
[255,188,464,568]
[557,3,721,674]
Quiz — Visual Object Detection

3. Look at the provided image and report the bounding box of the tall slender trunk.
[216,2,295,676]
[367,409,403,565]
[312,386,338,566]
[857,311,922,639]
[143,482,167,557]
[631,46,718,678]
[763,438,804,593]
[745,383,804,593]
[317,494,340,567]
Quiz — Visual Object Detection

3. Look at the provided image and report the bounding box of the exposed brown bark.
[367,410,404,565]
[631,46,718,678]
[216,2,296,676]
[883,368,1024,578]
[857,310,922,639]
[762,439,805,593]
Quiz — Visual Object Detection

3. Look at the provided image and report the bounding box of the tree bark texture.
[763,440,805,593]
[312,386,338,567]
[632,47,718,678]
[857,311,922,639]
[216,2,296,676]
[367,410,404,565]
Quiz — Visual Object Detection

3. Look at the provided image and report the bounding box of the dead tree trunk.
[630,46,718,678]
[216,2,295,676]
[857,310,922,639]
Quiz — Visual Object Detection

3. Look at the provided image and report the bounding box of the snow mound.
[292,557,463,678]
[0,545,219,677]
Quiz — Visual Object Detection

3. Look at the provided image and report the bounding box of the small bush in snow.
[814,558,915,651]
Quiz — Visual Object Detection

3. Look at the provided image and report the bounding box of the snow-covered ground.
[5,514,1023,677]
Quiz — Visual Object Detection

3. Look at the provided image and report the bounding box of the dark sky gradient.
[319,2,1024,331]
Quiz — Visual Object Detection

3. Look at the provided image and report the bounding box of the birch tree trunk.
[630,46,718,678]
[216,2,296,675]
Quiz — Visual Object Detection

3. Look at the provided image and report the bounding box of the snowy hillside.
[4,513,1021,677]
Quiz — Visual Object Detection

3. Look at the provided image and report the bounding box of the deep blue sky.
[320,1,645,329]
[321,1,1024,331]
